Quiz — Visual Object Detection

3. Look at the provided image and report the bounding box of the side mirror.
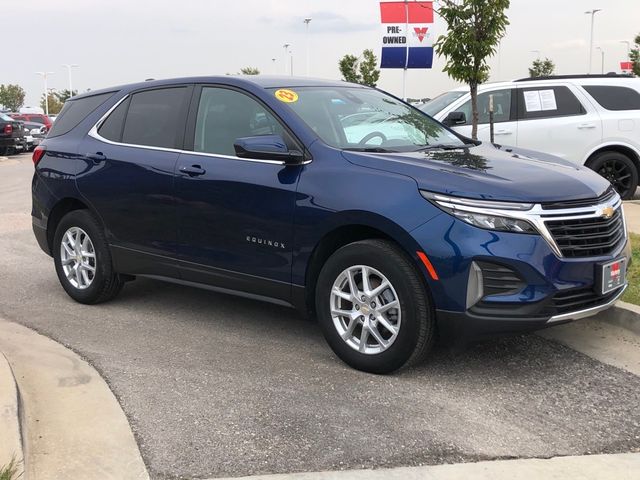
[443,111,466,127]
[234,134,304,164]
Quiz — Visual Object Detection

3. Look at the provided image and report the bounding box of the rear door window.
[121,87,189,149]
[582,85,640,111]
[97,98,130,142]
[48,92,114,137]
[517,86,585,120]
[455,89,514,125]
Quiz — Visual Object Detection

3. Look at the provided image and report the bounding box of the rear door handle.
[179,165,206,177]
[495,129,512,135]
[578,123,596,129]
[86,152,106,163]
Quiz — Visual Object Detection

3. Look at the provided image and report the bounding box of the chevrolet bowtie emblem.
[602,206,615,219]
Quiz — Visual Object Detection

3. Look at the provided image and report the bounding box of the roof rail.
[514,74,635,82]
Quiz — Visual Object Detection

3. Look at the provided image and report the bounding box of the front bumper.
[411,212,631,341]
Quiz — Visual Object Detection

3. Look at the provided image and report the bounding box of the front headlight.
[421,191,538,234]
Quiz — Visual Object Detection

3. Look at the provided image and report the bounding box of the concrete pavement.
[1,153,640,479]
[0,317,148,480]
[214,453,640,480]
[625,201,640,234]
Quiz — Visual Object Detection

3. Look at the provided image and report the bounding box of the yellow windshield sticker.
[275,89,299,103]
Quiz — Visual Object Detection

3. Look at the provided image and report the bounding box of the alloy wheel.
[598,159,633,198]
[329,265,401,355]
[60,226,96,290]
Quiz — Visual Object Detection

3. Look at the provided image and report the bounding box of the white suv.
[421,75,640,199]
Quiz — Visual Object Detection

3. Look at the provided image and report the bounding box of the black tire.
[588,151,638,200]
[53,209,124,304]
[315,239,435,374]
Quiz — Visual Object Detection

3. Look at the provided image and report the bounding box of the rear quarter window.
[583,85,640,111]
[48,92,115,137]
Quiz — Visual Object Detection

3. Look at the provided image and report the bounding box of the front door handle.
[494,129,512,135]
[179,165,206,177]
[86,152,106,163]
[578,123,596,129]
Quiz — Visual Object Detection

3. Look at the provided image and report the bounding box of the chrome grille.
[545,208,625,258]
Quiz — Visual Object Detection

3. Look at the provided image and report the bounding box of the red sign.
[621,61,633,71]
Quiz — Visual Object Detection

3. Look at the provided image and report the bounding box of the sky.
[2,0,639,107]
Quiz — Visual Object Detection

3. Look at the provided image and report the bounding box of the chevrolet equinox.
[31,76,630,373]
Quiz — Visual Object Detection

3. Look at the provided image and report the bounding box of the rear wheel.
[588,151,638,200]
[53,210,124,304]
[315,239,435,374]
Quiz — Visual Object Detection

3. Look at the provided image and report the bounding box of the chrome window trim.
[424,191,625,258]
[547,283,627,323]
[87,94,311,166]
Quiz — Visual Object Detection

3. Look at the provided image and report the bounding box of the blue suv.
[31,76,630,373]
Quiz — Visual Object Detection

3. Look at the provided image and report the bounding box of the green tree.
[630,33,640,76]
[359,49,381,87]
[339,54,361,84]
[239,67,260,75]
[0,84,26,112]
[40,92,64,115]
[54,89,78,103]
[338,50,381,87]
[529,57,555,78]
[434,0,510,140]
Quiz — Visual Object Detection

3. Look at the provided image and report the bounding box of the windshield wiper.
[414,143,474,151]
[344,147,398,153]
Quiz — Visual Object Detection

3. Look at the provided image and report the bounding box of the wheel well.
[304,225,396,315]
[46,198,89,252]
[586,145,640,172]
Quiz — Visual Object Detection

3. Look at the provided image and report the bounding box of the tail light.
[32,146,46,166]
[3,124,12,135]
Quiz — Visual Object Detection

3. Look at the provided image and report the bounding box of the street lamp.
[530,50,541,59]
[596,46,605,74]
[35,71,54,115]
[283,43,291,75]
[304,17,312,76]
[62,64,79,98]
[271,58,277,74]
[621,40,631,62]
[585,9,602,74]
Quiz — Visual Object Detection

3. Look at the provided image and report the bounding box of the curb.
[211,452,640,480]
[0,352,24,475]
[606,301,640,335]
[0,318,149,480]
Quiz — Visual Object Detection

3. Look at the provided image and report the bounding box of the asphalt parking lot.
[1,152,640,480]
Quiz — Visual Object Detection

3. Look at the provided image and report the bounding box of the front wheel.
[315,239,435,374]
[588,151,638,200]
[53,210,124,304]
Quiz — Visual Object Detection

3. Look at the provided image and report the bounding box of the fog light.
[466,261,484,309]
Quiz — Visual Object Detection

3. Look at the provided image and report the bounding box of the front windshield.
[0,113,13,122]
[420,90,466,116]
[274,87,465,152]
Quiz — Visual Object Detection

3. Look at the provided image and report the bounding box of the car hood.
[342,143,610,203]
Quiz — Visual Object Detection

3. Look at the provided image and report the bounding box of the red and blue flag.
[380,1,434,69]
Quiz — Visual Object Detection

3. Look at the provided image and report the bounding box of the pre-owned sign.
[380,1,434,69]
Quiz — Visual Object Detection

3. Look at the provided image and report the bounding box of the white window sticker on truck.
[524,89,557,112]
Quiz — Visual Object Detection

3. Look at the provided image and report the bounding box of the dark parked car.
[31,76,629,373]
[0,112,27,155]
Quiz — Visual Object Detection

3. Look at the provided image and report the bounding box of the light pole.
[35,71,54,115]
[621,40,631,62]
[530,50,541,59]
[283,43,291,75]
[585,9,602,74]
[62,64,79,98]
[304,17,312,76]
[272,58,277,74]
[596,46,605,74]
